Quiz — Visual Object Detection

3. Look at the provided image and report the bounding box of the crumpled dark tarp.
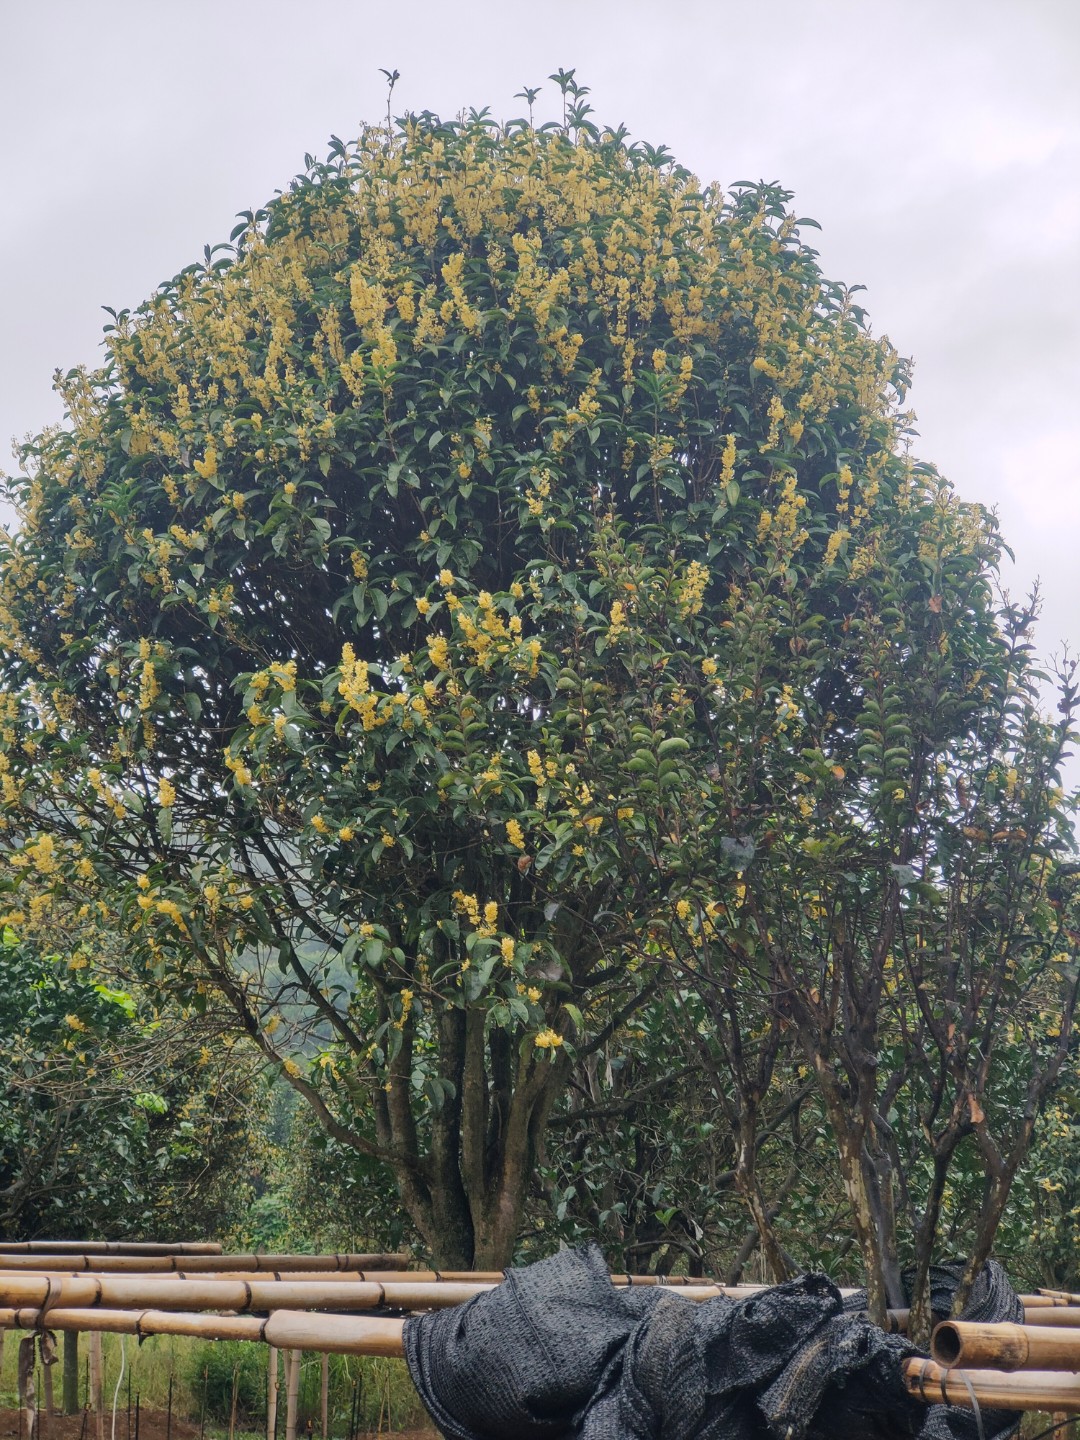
[404,1244,1021,1440]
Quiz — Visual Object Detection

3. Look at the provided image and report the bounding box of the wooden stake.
[89,1331,103,1440]
[284,1350,301,1440]
[267,1346,279,1440]
[18,1335,37,1440]
[320,1353,328,1440]
[228,1363,240,1440]
[63,1332,80,1414]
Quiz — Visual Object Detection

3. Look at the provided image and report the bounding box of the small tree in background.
[0,925,264,1240]
[1,80,1076,1288]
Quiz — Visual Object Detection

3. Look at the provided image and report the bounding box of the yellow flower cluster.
[679,561,709,618]
[224,752,252,787]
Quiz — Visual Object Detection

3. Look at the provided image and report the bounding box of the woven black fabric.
[404,1244,1022,1440]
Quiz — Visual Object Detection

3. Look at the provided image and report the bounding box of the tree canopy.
[2,92,1077,1296]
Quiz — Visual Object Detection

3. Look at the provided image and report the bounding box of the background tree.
[2,85,1076,1279]
[0,924,265,1240]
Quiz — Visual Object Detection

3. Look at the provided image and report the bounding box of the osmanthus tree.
[1,90,1076,1275]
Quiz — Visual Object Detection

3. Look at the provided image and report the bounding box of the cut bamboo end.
[933,1321,1080,1372]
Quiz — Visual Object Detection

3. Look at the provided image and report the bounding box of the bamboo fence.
[5,1250,1080,1422]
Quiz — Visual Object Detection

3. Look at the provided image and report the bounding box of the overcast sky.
[2,0,1077,720]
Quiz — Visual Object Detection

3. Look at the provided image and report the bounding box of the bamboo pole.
[17,1335,36,1440]
[63,1332,79,1414]
[0,1309,273,1342]
[266,1346,279,1440]
[283,1350,301,1440]
[0,1253,408,1275]
[89,1330,104,1440]
[320,1352,329,1439]
[0,1243,223,1256]
[904,1359,1080,1413]
[0,1275,490,1312]
[934,1321,1080,1371]
[0,1274,918,1333]
[1027,1310,1080,1328]
[228,1362,240,1440]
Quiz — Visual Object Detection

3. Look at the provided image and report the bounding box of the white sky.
[2,0,1078,727]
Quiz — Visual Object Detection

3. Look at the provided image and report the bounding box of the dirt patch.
[0,1410,199,1440]
[0,1416,436,1440]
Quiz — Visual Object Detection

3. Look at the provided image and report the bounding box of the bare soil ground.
[0,1414,436,1440]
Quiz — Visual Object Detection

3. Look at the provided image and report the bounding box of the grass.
[0,1331,429,1435]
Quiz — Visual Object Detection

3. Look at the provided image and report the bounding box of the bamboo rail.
[1024,1309,1080,1328]
[904,1358,1080,1413]
[0,1275,491,1312]
[0,1252,408,1274]
[0,1242,223,1256]
[0,1272,927,1323]
[0,1307,406,1356]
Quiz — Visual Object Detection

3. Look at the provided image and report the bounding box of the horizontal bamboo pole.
[1,1268,452,1285]
[0,1308,271,1342]
[0,1253,408,1274]
[1026,1309,1080,1328]
[0,1307,406,1357]
[934,1322,1080,1371]
[262,1312,405,1357]
[0,1275,491,1313]
[0,1242,222,1256]
[1041,1289,1080,1305]
[904,1358,1080,1413]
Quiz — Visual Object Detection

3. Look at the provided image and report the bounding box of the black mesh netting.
[404,1244,1022,1440]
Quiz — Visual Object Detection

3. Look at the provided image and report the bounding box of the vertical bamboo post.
[18,1335,37,1440]
[320,1353,328,1440]
[228,1363,240,1440]
[284,1350,301,1440]
[199,1364,208,1440]
[266,1346,279,1440]
[89,1332,104,1440]
[63,1333,80,1415]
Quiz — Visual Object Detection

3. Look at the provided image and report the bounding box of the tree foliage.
[2,90,1077,1286]
[0,926,263,1239]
